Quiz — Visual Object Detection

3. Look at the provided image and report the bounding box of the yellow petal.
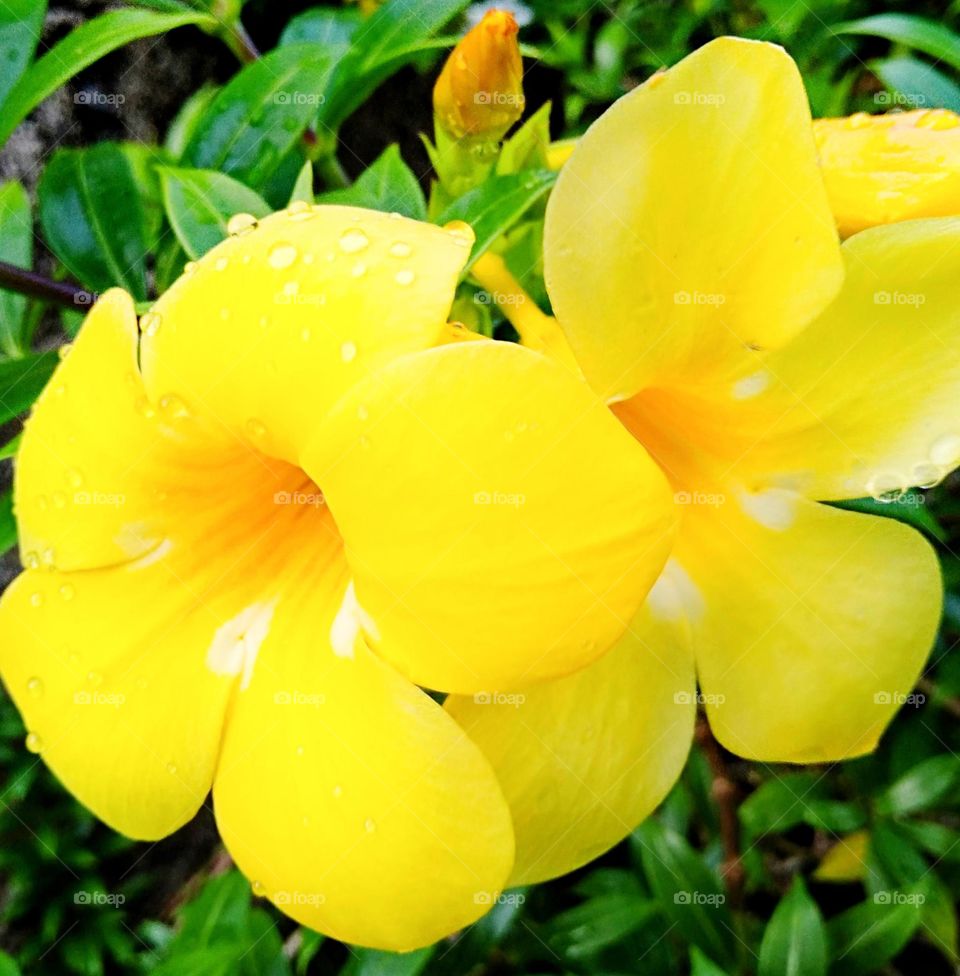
[649,217,960,500]
[213,573,514,951]
[814,830,870,883]
[544,37,843,399]
[676,490,940,762]
[446,593,695,885]
[141,206,472,464]
[815,110,960,237]
[303,340,675,694]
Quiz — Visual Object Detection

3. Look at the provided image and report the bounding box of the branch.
[695,713,745,905]
[0,260,95,310]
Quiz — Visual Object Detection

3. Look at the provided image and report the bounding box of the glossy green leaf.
[280,7,363,49]
[38,143,154,300]
[0,432,21,461]
[0,8,215,146]
[871,57,960,113]
[164,84,220,159]
[183,44,335,190]
[437,169,556,273]
[632,820,737,970]
[288,161,315,206]
[759,879,827,976]
[831,496,946,543]
[827,897,922,976]
[839,15,960,73]
[319,145,426,219]
[0,489,14,556]
[739,773,820,839]
[340,947,434,976]
[690,947,732,976]
[0,349,58,425]
[0,181,32,357]
[159,167,271,260]
[0,0,46,109]
[918,874,958,963]
[547,893,658,961]
[876,754,960,817]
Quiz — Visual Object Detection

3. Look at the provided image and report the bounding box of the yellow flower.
[433,9,525,141]
[0,205,676,949]
[459,37,951,883]
[814,108,960,237]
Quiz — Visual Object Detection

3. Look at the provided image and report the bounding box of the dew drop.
[159,394,190,421]
[183,261,197,275]
[364,817,377,833]
[930,433,960,467]
[66,468,84,488]
[40,548,55,568]
[338,228,369,254]
[332,784,343,799]
[340,341,357,363]
[288,200,314,220]
[29,592,43,608]
[136,676,149,690]
[444,220,473,246]
[227,212,258,236]
[351,261,367,277]
[252,880,266,896]
[140,312,162,337]
[36,495,49,512]
[389,241,413,258]
[59,583,74,601]
[268,242,298,269]
[394,269,415,286]
[245,418,267,440]
[166,761,178,775]
[912,462,942,489]
[301,327,312,342]
[57,343,72,361]
[87,670,103,687]
[23,551,40,570]
[214,256,229,272]
[295,744,305,757]
[27,676,43,698]
[357,404,369,421]
[25,732,42,754]
[52,492,67,510]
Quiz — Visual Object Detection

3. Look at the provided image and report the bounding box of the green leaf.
[159,167,271,260]
[279,7,363,49]
[38,143,157,300]
[182,44,335,190]
[871,57,960,113]
[0,181,32,356]
[0,8,216,146]
[0,349,58,425]
[288,161,315,206]
[437,170,556,273]
[831,495,946,543]
[827,897,922,976]
[319,145,426,219]
[315,0,468,132]
[497,102,552,175]
[547,893,658,961]
[632,820,737,969]
[0,489,14,556]
[0,0,47,108]
[164,84,220,159]
[340,947,434,976]
[839,15,960,74]
[759,879,828,976]
[918,874,958,963]
[690,947,732,976]
[876,754,960,816]
[739,772,820,840]
[0,431,21,460]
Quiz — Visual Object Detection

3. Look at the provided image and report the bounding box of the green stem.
[0,260,94,311]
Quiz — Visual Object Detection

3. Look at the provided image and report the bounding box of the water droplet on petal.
[140,312,162,337]
[59,583,74,601]
[913,462,942,489]
[57,343,72,361]
[288,200,314,220]
[227,212,258,236]
[339,228,369,254]
[252,880,266,896]
[357,405,369,421]
[268,242,298,269]
[27,677,43,698]
[159,394,190,421]
[183,261,197,275]
[29,592,43,608]
[395,269,415,286]
[364,818,377,833]
[340,341,357,363]
[245,418,267,440]
[931,433,960,467]
[166,761,178,775]
[23,551,40,570]
[444,220,473,246]
[52,492,67,510]
[390,241,412,258]
[66,468,84,488]
[351,261,367,277]
[214,257,229,272]
[25,732,42,753]
[333,784,343,799]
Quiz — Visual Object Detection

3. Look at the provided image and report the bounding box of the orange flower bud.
[433,10,525,141]
[814,109,960,237]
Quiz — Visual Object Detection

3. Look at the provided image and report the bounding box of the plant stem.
[219,17,260,64]
[0,260,95,310]
[695,714,745,905]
